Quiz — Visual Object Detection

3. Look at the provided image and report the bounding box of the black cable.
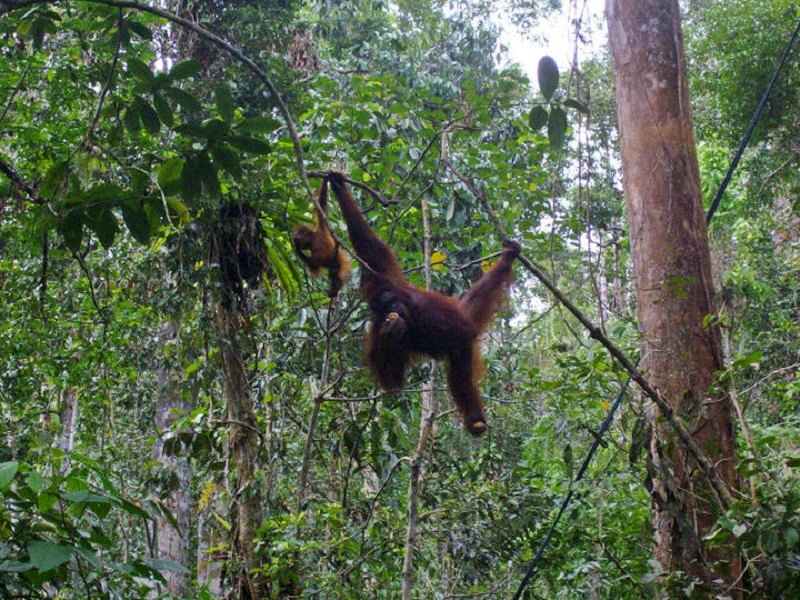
[513,17,800,600]
[511,365,635,600]
[706,17,800,225]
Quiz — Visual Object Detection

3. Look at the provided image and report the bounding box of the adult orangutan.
[325,171,520,436]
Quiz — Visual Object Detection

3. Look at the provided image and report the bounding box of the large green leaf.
[87,208,119,249]
[124,102,141,135]
[538,56,559,101]
[40,161,69,199]
[547,107,568,150]
[135,97,160,135]
[528,106,548,130]
[121,202,151,244]
[235,116,280,134]
[180,156,202,201]
[152,93,174,128]
[0,461,18,489]
[225,135,271,155]
[28,541,72,572]
[211,145,242,178]
[59,212,84,252]
[127,58,154,84]
[164,87,201,113]
[158,158,183,196]
[127,20,152,40]
[168,59,201,81]
[214,82,235,123]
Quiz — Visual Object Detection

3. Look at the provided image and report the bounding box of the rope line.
[513,16,800,599]
[511,367,634,600]
[706,17,800,224]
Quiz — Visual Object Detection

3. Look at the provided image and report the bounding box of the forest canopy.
[0,0,798,598]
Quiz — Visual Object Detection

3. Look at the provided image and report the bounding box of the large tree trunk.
[606,0,741,592]
[151,321,192,597]
[213,303,264,599]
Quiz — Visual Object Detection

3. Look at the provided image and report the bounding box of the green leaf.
[59,212,84,252]
[28,541,72,572]
[235,116,280,134]
[27,471,47,493]
[30,18,46,50]
[537,56,559,101]
[164,87,202,113]
[225,135,271,155]
[563,443,574,481]
[175,121,207,139]
[168,59,201,81]
[267,243,298,296]
[203,119,230,141]
[158,158,183,196]
[152,93,174,128]
[547,107,568,150]
[38,491,58,513]
[127,20,152,40]
[40,161,69,199]
[144,558,190,574]
[124,102,141,135]
[83,183,128,203]
[127,58,154,83]
[136,97,161,135]
[180,156,203,201]
[0,461,19,489]
[214,82,235,123]
[0,560,34,573]
[166,197,190,223]
[196,151,220,197]
[528,106,548,130]
[130,170,149,195]
[786,456,800,468]
[563,98,589,114]
[121,202,151,244]
[88,208,119,249]
[211,145,242,177]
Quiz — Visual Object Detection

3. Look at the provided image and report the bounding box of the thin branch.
[0,155,42,204]
[0,59,32,125]
[308,170,396,206]
[80,7,122,151]
[401,193,438,599]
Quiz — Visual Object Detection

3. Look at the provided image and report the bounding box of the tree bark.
[151,321,191,597]
[213,304,264,599]
[606,0,741,592]
[57,387,78,474]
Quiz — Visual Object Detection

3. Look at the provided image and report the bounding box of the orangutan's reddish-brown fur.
[327,171,519,436]
[292,178,351,297]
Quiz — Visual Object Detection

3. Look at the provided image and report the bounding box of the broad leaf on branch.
[548,107,568,150]
[28,541,72,572]
[529,105,548,130]
[538,56,559,101]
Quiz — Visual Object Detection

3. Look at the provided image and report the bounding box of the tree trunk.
[606,0,741,592]
[213,303,264,599]
[151,321,192,596]
[57,387,78,474]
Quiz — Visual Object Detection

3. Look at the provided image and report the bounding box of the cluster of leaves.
[0,456,184,595]
[527,56,587,150]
